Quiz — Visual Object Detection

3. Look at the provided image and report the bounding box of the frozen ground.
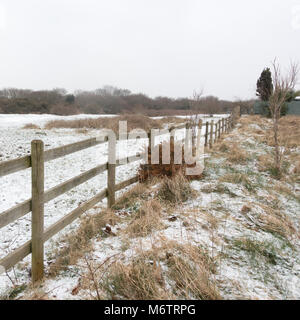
[0,113,225,296]
[3,115,296,300]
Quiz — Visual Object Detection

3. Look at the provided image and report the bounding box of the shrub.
[157,173,195,205]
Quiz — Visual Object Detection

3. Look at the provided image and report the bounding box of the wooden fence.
[0,111,237,283]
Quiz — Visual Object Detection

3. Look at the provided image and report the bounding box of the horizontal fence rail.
[0,110,239,282]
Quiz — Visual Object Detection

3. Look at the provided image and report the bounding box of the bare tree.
[268,59,299,173]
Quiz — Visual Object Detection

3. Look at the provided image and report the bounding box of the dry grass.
[94,240,220,300]
[256,116,300,149]
[293,161,300,176]
[217,142,230,153]
[166,243,221,300]
[112,183,149,211]
[125,200,164,238]
[219,173,256,192]
[45,114,163,133]
[139,139,202,182]
[231,238,278,266]
[48,209,120,276]
[159,116,186,126]
[22,123,40,129]
[75,128,89,134]
[239,115,266,129]
[102,257,169,300]
[277,116,300,149]
[215,140,250,164]
[255,204,296,240]
[241,205,251,214]
[257,154,289,179]
[226,144,250,164]
[157,173,196,205]
[257,154,274,172]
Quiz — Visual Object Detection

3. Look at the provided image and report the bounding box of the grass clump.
[231,238,278,265]
[125,200,164,237]
[256,205,295,240]
[201,183,237,197]
[226,145,250,164]
[167,244,221,300]
[0,284,27,300]
[112,183,149,211]
[157,173,195,205]
[99,241,220,300]
[219,173,257,192]
[103,257,168,300]
[22,123,40,129]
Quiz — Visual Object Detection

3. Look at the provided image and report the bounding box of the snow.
[0,113,116,129]
[0,113,224,297]
[36,119,299,301]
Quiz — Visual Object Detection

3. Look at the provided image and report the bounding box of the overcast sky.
[0,0,299,100]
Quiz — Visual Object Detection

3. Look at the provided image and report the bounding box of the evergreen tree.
[256,68,273,101]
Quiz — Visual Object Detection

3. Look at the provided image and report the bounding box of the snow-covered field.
[21,116,297,301]
[0,113,226,296]
[0,113,115,129]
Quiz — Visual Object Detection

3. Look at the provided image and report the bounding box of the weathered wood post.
[218,120,221,139]
[222,118,225,134]
[107,133,116,208]
[204,121,209,147]
[215,122,218,143]
[31,140,45,283]
[195,120,202,158]
[185,122,190,151]
[209,120,214,148]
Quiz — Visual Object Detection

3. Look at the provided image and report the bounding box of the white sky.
[0,0,299,100]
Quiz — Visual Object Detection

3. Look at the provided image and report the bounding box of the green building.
[254,98,300,116]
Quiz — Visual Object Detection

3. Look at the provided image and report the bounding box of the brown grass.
[277,116,300,149]
[96,240,220,300]
[22,123,40,129]
[48,209,120,276]
[112,183,149,211]
[256,204,296,240]
[139,139,202,182]
[159,116,186,125]
[45,114,163,133]
[125,200,164,237]
[215,140,250,164]
[157,173,196,205]
[257,116,300,149]
[226,144,250,164]
[166,243,221,300]
[102,256,170,300]
[239,115,265,129]
[219,173,255,192]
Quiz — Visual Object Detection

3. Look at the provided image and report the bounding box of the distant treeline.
[0,86,254,115]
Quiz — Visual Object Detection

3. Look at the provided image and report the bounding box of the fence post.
[204,121,209,147]
[107,156,116,208]
[222,118,225,134]
[107,163,116,208]
[107,133,116,208]
[209,120,214,148]
[185,123,190,151]
[31,140,45,283]
[218,120,221,139]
